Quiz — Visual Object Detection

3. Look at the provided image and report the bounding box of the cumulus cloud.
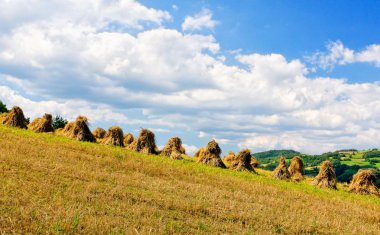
[308,40,380,69]
[356,44,380,66]
[1,1,380,154]
[0,85,135,124]
[183,144,199,156]
[182,8,218,31]
[0,0,171,32]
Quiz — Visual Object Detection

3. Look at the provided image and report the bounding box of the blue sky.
[142,0,380,82]
[1,0,380,155]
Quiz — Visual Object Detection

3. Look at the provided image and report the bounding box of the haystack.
[160,137,185,160]
[0,112,7,121]
[312,160,337,189]
[223,149,255,173]
[101,126,124,147]
[0,106,27,129]
[288,156,305,182]
[194,147,206,158]
[128,129,158,154]
[272,156,291,180]
[223,151,236,166]
[251,156,260,168]
[93,127,106,139]
[348,169,379,196]
[197,140,226,168]
[61,116,96,142]
[28,113,54,133]
[123,133,134,146]
[180,146,186,154]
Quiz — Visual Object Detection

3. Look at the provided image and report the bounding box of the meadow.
[1,125,380,234]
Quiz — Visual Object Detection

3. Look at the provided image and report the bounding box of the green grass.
[351,153,364,159]
[1,125,380,234]
[341,160,372,166]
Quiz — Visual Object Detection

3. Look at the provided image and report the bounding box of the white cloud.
[183,144,198,156]
[239,133,339,154]
[182,8,218,31]
[308,41,380,69]
[0,85,136,125]
[356,44,380,66]
[0,0,171,31]
[198,131,207,138]
[1,1,380,154]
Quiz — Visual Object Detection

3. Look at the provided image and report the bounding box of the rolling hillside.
[1,126,380,234]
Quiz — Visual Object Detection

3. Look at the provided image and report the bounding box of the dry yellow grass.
[0,126,379,234]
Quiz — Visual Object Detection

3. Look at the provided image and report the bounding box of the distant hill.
[252,149,301,159]
[253,149,380,185]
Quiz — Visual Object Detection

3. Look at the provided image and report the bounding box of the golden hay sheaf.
[123,133,134,146]
[223,149,256,173]
[223,151,236,166]
[348,169,379,196]
[312,160,337,189]
[0,106,27,129]
[288,156,305,182]
[60,116,96,142]
[251,156,259,168]
[101,126,124,147]
[128,129,158,154]
[194,147,206,158]
[197,140,226,168]
[92,127,106,139]
[160,137,185,160]
[272,156,291,180]
[28,113,54,133]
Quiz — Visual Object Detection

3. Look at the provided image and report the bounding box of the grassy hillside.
[1,126,380,234]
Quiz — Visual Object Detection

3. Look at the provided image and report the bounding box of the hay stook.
[123,133,134,147]
[288,156,305,182]
[272,156,291,180]
[101,126,124,147]
[93,127,106,139]
[194,147,206,158]
[0,106,28,129]
[251,156,259,168]
[312,160,337,189]
[197,140,226,168]
[28,113,54,133]
[128,129,158,154]
[348,169,379,196]
[160,137,185,160]
[223,151,236,166]
[61,116,96,142]
[224,149,256,173]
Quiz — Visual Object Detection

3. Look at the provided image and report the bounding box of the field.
[1,126,380,234]
[341,151,380,168]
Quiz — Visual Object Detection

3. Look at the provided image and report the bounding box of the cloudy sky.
[1,0,380,155]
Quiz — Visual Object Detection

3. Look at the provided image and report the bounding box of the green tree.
[0,101,8,113]
[363,150,380,159]
[52,115,68,130]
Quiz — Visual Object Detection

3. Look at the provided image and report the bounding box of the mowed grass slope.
[1,126,379,234]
